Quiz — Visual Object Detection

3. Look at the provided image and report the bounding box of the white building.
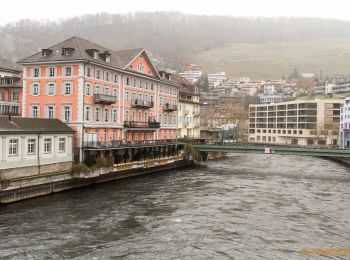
[249,99,342,146]
[263,81,276,94]
[340,97,350,148]
[179,70,202,84]
[208,72,226,89]
[0,116,74,180]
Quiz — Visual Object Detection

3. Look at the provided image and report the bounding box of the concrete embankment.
[326,157,350,167]
[0,158,193,205]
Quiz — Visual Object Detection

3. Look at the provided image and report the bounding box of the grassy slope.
[193,39,350,79]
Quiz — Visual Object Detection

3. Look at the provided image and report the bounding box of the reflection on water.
[0,154,349,259]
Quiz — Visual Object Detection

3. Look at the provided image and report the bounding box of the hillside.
[1,12,350,78]
[194,39,350,79]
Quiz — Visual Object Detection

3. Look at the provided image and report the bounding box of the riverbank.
[325,157,350,168]
[0,157,193,204]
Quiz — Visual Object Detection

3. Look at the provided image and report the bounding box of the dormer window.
[129,65,134,70]
[62,47,75,56]
[94,51,99,59]
[42,49,52,57]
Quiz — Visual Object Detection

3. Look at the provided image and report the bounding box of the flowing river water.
[0,154,350,259]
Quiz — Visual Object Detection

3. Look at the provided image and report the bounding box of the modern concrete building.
[315,82,350,96]
[249,99,342,146]
[179,70,202,84]
[0,116,74,179]
[208,72,226,89]
[340,97,350,149]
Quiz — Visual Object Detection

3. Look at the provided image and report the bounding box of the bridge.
[192,144,350,158]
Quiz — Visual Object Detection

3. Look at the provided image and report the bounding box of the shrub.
[95,157,107,168]
[84,155,96,167]
[72,164,89,173]
[106,156,115,167]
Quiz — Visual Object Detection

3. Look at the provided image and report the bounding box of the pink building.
[18,36,180,162]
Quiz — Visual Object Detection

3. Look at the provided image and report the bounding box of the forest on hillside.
[1,12,350,65]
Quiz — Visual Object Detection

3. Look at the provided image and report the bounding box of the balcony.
[124,120,160,129]
[83,139,183,149]
[94,94,117,104]
[132,99,153,109]
[164,103,177,111]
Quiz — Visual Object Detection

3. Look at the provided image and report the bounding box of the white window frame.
[30,105,40,118]
[31,82,40,96]
[48,67,56,77]
[44,138,52,154]
[85,83,92,96]
[112,108,118,123]
[62,105,72,122]
[58,137,66,153]
[9,139,18,156]
[27,138,36,155]
[62,81,73,96]
[33,68,41,77]
[64,66,72,77]
[104,107,109,122]
[46,105,55,119]
[95,106,100,122]
[46,82,56,96]
[84,106,91,121]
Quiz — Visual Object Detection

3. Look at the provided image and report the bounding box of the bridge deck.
[193,145,350,158]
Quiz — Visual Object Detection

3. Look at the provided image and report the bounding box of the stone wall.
[0,162,72,180]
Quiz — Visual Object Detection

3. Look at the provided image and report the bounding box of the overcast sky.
[1,0,350,25]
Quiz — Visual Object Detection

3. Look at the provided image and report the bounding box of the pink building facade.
[19,36,180,161]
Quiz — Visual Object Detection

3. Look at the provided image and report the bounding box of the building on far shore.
[179,70,202,84]
[0,116,74,181]
[249,99,342,146]
[0,60,22,116]
[340,97,350,149]
[208,72,226,89]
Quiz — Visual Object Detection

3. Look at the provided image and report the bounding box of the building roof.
[0,58,21,73]
[18,36,160,79]
[0,116,74,134]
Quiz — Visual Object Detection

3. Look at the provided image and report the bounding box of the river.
[0,154,350,259]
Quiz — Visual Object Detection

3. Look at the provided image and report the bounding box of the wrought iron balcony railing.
[131,99,153,109]
[94,94,117,104]
[163,103,177,111]
[124,120,160,128]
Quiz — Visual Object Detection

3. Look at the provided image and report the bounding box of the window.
[112,88,118,97]
[95,85,100,94]
[104,107,109,122]
[44,138,52,153]
[64,67,72,77]
[106,56,111,63]
[138,63,144,73]
[96,70,101,79]
[126,91,130,101]
[133,78,137,87]
[62,105,71,122]
[9,139,18,156]
[46,105,55,119]
[139,80,143,88]
[58,138,66,153]
[159,113,162,124]
[63,82,72,95]
[132,111,136,121]
[145,82,149,89]
[112,108,118,122]
[46,82,56,96]
[151,83,154,90]
[95,107,100,121]
[125,110,129,121]
[48,67,56,77]
[105,72,109,81]
[86,67,91,77]
[85,83,92,96]
[27,139,36,155]
[94,51,99,59]
[125,77,130,86]
[31,83,40,96]
[11,92,18,101]
[138,111,142,122]
[114,74,118,83]
[30,105,39,118]
[160,97,163,105]
[33,68,40,77]
[85,106,91,121]
[105,87,110,95]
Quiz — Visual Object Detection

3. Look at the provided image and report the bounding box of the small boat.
[264,147,273,154]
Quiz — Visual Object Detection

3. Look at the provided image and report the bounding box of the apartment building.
[208,72,226,89]
[249,99,342,146]
[340,97,350,148]
[0,60,22,116]
[179,70,202,84]
[171,74,200,138]
[18,36,179,161]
